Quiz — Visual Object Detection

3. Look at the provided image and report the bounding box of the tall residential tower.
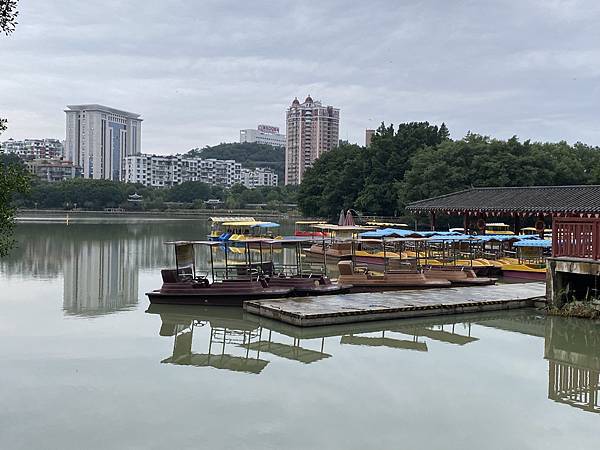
[65,104,142,181]
[284,96,339,185]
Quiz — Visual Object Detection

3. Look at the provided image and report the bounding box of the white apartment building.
[240,167,279,188]
[240,124,286,148]
[65,104,142,181]
[124,154,242,188]
[285,96,340,185]
[0,138,64,159]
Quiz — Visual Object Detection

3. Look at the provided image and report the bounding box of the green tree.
[0,153,31,256]
[165,181,212,203]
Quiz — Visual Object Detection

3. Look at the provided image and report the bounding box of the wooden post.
[430,212,436,231]
[463,214,469,234]
[513,214,521,235]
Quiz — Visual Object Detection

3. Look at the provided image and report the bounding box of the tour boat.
[147,239,352,306]
[499,239,550,281]
[421,266,497,286]
[337,260,451,292]
[294,220,328,237]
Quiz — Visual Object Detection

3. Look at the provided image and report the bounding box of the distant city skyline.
[3,1,600,152]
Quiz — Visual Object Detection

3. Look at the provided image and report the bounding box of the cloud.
[1,0,600,152]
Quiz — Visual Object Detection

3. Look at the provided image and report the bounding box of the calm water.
[0,220,599,450]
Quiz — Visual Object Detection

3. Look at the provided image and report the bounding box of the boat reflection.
[146,305,490,374]
[545,316,600,414]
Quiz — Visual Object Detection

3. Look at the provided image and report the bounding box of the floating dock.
[244,282,546,327]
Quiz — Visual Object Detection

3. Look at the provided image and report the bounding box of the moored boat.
[337,260,451,292]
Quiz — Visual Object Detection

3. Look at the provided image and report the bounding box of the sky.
[1,0,600,154]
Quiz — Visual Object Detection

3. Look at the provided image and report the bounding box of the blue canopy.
[360,228,421,238]
[428,234,475,242]
[473,234,519,242]
[251,222,280,228]
[513,239,552,248]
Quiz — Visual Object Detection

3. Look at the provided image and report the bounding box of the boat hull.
[501,270,547,281]
[146,287,293,307]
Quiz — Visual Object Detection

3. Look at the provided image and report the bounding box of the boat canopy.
[209,216,256,223]
[473,234,519,242]
[428,234,475,242]
[295,220,327,225]
[312,224,374,231]
[250,222,280,228]
[365,221,409,227]
[360,228,421,238]
[513,239,552,248]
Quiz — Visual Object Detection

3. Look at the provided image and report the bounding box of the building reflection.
[146,305,490,374]
[63,238,139,316]
[545,316,600,414]
[1,222,206,316]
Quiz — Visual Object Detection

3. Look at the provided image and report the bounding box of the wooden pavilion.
[406,185,600,233]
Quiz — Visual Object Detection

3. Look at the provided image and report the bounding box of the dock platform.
[244,283,546,327]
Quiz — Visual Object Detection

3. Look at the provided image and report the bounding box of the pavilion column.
[430,212,436,231]
[513,214,521,235]
[463,214,469,234]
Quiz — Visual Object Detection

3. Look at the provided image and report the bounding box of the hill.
[186,142,285,181]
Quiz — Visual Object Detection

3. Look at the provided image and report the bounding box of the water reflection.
[146,305,490,374]
[148,306,600,415]
[545,316,600,414]
[0,222,208,315]
[63,238,138,316]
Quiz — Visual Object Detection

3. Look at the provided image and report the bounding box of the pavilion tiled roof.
[405,186,600,215]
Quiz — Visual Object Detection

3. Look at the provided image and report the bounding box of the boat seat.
[161,269,178,283]
[338,261,354,276]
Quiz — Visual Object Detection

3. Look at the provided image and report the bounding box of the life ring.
[477,219,486,230]
[535,220,545,232]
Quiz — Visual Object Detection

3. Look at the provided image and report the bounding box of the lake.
[0,220,598,450]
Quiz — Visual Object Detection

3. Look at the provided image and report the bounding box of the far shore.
[15,208,306,223]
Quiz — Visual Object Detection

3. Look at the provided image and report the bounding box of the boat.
[261,239,353,296]
[421,266,496,286]
[337,260,451,292]
[208,217,281,241]
[303,224,376,262]
[147,238,352,305]
[146,241,294,306]
[500,239,550,281]
[485,223,515,235]
[294,220,328,237]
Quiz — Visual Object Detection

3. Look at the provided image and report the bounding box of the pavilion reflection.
[146,305,492,374]
[545,316,600,414]
[475,310,600,415]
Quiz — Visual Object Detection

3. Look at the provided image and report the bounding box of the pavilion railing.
[552,217,600,260]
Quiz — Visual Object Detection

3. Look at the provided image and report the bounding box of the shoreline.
[15,208,306,223]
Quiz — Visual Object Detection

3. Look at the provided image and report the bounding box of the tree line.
[297,122,600,219]
[11,175,298,212]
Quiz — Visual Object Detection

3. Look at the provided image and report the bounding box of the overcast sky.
[1,0,600,153]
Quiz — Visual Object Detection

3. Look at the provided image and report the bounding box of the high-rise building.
[240,125,286,148]
[365,129,375,147]
[0,138,64,159]
[65,104,142,181]
[285,96,339,185]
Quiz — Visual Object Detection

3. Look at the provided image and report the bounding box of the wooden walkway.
[244,283,547,327]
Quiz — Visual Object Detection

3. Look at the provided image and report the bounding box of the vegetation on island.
[297,122,600,219]
[186,142,285,180]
